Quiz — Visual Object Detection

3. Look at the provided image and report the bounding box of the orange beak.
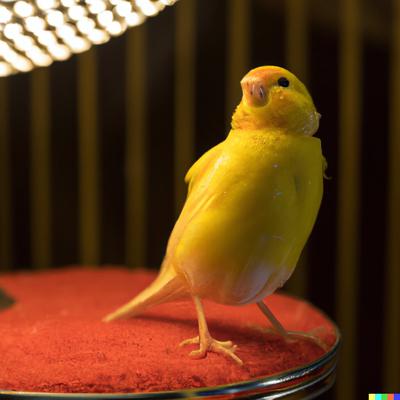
[240,67,283,108]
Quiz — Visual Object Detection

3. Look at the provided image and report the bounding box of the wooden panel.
[226,0,250,124]
[77,49,100,266]
[125,26,147,267]
[384,0,400,388]
[336,0,362,398]
[284,0,309,297]
[0,79,12,271]
[31,69,51,269]
[174,0,196,215]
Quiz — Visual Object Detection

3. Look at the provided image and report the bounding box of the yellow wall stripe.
[31,69,51,269]
[0,79,12,271]
[384,0,400,388]
[284,0,309,297]
[174,0,196,216]
[78,49,100,266]
[126,26,147,267]
[226,0,250,125]
[336,0,362,399]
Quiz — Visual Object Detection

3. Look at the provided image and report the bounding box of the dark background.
[0,0,399,399]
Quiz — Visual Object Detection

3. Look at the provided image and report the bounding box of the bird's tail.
[103,263,188,322]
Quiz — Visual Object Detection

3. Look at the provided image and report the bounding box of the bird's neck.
[231,101,319,137]
[231,101,290,133]
[231,102,272,131]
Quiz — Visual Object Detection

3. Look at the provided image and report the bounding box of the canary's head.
[232,66,320,136]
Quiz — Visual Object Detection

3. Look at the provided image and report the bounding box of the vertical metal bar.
[226,0,250,125]
[174,0,196,215]
[126,26,147,267]
[284,0,309,297]
[78,49,100,266]
[31,69,51,269]
[285,0,308,83]
[384,0,400,388]
[336,0,362,399]
[0,79,12,271]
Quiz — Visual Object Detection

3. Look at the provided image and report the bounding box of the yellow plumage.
[104,66,326,365]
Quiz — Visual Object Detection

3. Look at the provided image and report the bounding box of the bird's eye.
[277,77,290,87]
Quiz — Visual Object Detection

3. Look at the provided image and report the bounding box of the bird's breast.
[170,132,323,305]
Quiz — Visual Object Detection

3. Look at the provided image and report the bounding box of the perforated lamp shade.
[0,0,178,76]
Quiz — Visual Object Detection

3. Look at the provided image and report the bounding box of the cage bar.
[31,68,51,269]
[125,26,147,267]
[78,49,100,266]
[384,0,400,388]
[174,0,196,216]
[226,0,250,127]
[336,0,362,398]
[0,79,12,271]
[284,0,309,298]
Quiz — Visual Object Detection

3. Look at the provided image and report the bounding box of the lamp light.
[0,0,178,76]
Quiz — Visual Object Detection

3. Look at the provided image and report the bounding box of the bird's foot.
[179,335,243,365]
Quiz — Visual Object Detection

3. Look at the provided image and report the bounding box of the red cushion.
[0,267,337,394]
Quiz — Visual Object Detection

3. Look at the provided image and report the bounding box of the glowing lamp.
[0,0,178,76]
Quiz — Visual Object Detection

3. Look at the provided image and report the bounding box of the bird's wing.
[163,142,226,266]
[184,142,225,196]
[102,146,229,322]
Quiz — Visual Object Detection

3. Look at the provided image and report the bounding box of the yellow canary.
[104,66,325,365]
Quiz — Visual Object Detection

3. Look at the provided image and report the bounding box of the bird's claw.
[179,336,233,348]
[179,335,242,365]
[179,336,200,347]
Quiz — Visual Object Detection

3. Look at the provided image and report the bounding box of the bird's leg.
[179,296,243,365]
[257,301,328,351]
[257,301,288,337]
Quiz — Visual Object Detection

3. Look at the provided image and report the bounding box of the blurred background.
[0,0,399,399]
